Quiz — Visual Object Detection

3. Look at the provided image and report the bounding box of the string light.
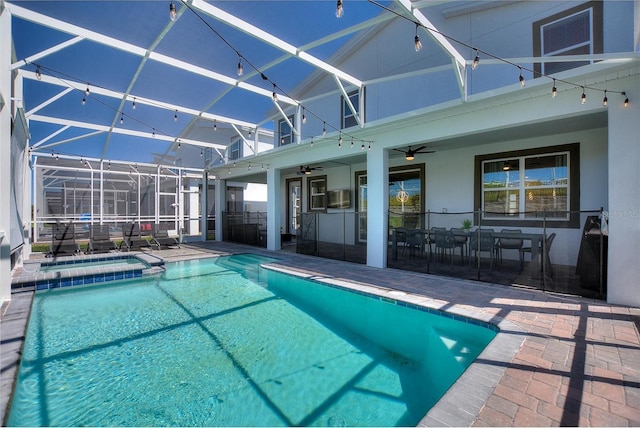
[35,65,42,80]
[338,132,342,148]
[177,139,181,148]
[350,138,354,149]
[302,108,307,124]
[361,142,365,150]
[518,67,525,87]
[336,0,344,18]
[169,1,177,21]
[237,57,244,77]
[602,90,608,107]
[120,112,124,124]
[81,95,86,105]
[132,97,136,109]
[414,24,422,52]
[152,129,156,138]
[174,110,178,122]
[322,122,327,136]
[472,49,479,70]
[581,86,586,104]
[622,92,629,107]
[85,85,90,96]
[272,84,278,102]
[213,120,217,131]
[552,79,557,98]
[200,148,203,156]
[310,139,314,147]
[107,160,111,170]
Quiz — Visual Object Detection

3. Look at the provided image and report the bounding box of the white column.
[199,172,207,241]
[607,84,640,307]
[366,145,388,268]
[0,5,12,302]
[214,178,225,241]
[266,167,281,251]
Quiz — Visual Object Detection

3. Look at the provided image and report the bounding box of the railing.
[388,209,608,300]
[297,211,366,264]
[222,212,267,247]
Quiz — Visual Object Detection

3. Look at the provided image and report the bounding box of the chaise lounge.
[87,224,117,254]
[120,223,153,251]
[48,222,80,257]
[152,226,180,250]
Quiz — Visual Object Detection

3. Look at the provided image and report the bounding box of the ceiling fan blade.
[412,146,426,153]
[415,149,435,154]
[392,148,406,153]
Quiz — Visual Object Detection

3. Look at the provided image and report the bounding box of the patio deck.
[2,242,638,426]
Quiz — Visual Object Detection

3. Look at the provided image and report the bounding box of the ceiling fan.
[392,146,435,161]
[296,165,323,175]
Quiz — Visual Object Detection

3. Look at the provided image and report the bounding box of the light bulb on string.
[200,148,203,157]
[36,65,42,80]
[622,92,629,107]
[518,68,525,87]
[552,79,557,98]
[603,90,608,106]
[132,97,136,109]
[336,0,344,18]
[174,110,178,122]
[350,138,354,149]
[310,139,314,147]
[581,87,586,104]
[169,1,177,21]
[302,108,307,124]
[322,122,327,136]
[237,57,244,77]
[213,120,217,131]
[81,96,86,105]
[338,132,342,148]
[152,129,156,138]
[361,142,365,150]
[472,49,479,70]
[272,85,278,102]
[414,24,422,52]
[120,112,124,124]
[85,85,90,96]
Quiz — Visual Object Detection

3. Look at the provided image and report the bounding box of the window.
[475,144,580,228]
[228,138,241,161]
[308,176,327,210]
[341,90,361,129]
[533,1,602,76]
[278,115,294,146]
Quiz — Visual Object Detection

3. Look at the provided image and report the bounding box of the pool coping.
[262,263,525,426]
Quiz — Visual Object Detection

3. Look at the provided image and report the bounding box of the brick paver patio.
[3,242,639,426]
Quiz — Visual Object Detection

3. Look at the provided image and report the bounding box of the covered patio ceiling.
[8,0,468,168]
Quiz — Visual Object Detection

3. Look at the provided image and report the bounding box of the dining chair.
[468,229,495,270]
[403,229,425,261]
[428,227,446,261]
[434,229,457,265]
[450,227,468,264]
[496,228,525,271]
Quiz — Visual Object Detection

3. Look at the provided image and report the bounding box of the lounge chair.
[152,226,180,249]
[87,224,117,254]
[120,223,153,251]
[49,223,80,257]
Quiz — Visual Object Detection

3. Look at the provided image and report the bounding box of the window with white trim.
[533,2,602,76]
[228,138,241,161]
[475,144,580,227]
[341,90,360,129]
[278,115,294,146]
[308,176,327,211]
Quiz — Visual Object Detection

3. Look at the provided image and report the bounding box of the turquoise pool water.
[8,254,496,426]
[39,257,142,273]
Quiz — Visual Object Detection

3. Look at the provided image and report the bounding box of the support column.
[266,167,281,251]
[200,172,208,241]
[366,145,389,268]
[0,4,12,302]
[607,83,640,307]
[214,178,226,241]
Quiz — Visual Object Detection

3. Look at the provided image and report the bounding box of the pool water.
[39,257,142,273]
[8,255,496,427]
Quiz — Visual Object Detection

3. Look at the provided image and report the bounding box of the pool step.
[215,255,267,286]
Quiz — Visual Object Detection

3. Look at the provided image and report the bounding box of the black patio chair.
[152,225,180,249]
[120,223,153,251]
[468,229,495,271]
[87,224,117,254]
[49,223,80,257]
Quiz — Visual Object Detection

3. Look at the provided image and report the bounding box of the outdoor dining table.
[391,228,546,278]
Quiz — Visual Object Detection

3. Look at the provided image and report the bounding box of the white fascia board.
[11,36,84,70]
[191,0,362,88]
[29,114,227,150]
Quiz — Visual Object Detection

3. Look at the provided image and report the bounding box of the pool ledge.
[261,263,525,427]
[11,253,165,292]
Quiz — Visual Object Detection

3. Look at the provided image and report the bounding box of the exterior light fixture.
[414,24,422,52]
[169,1,177,21]
[502,161,510,171]
[622,92,629,107]
[336,0,344,18]
[237,57,244,77]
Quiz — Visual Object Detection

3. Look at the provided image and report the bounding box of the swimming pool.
[8,254,497,426]
[39,257,142,273]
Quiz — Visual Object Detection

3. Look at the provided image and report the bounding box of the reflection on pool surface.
[39,257,143,273]
[8,254,496,426]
